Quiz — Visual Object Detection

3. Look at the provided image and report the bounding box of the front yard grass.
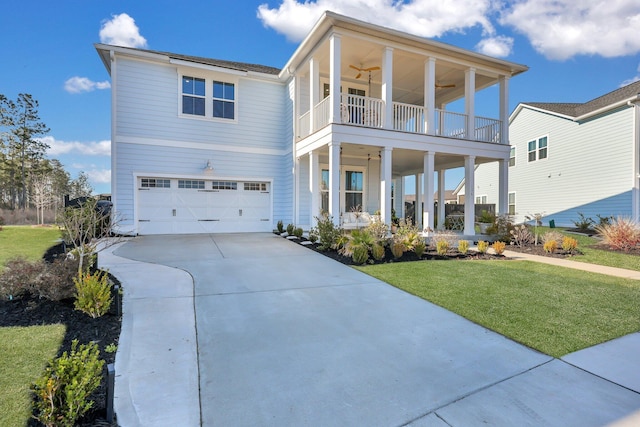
[0,225,61,269]
[356,260,640,358]
[0,325,65,427]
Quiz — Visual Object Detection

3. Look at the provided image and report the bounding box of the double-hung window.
[344,170,364,212]
[509,146,516,167]
[508,192,516,215]
[213,81,235,119]
[528,136,548,162]
[182,76,205,116]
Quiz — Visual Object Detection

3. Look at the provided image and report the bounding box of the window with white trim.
[182,76,205,116]
[475,195,488,204]
[509,146,516,167]
[213,81,235,119]
[528,136,548,162]
[508,192,516,215]
[141,178,170,188]
[178,180,205,189]
[321,169,329,213]
[344,170,363,212]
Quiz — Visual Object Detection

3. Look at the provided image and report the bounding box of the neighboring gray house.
[458,81,640,226]
[96,11,527,235]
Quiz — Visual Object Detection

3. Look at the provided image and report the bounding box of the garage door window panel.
[178,180,205,189]
[140,178,171,188]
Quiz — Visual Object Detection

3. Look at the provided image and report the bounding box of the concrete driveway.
[105,233,640,426]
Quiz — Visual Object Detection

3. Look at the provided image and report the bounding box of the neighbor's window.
[344,170,363,212]
[475,195,487,204]
[178,180,205,189]
[213,81,235,119]
[509,146,516,167]
[528,136,548,162]
[182,76,205,116]
[508,192,516,215]
[141,178,170,188]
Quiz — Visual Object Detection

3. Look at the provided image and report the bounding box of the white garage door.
[137,178,272,234]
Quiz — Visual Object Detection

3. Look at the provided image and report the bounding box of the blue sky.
[2,0,639,195]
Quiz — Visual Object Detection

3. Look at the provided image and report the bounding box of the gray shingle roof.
[524,80,640,118]
[121,46,282,75]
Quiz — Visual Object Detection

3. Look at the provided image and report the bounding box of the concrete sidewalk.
[100,234,640,426]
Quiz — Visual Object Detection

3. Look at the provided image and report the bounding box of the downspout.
[628,96,640,222]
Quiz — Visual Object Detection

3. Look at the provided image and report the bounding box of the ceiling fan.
[349,64,380,79]
[435,83,456,89]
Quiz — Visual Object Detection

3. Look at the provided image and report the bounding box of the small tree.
[57,199,118,277]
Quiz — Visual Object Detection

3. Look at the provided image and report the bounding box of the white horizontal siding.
[114,57,288,151]
[474,106,635,226]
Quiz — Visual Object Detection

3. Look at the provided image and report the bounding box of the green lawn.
[356,260,640,358]
[533,226,640,271]
[0,225,61,269]
[0,325,65,427]
[1,226,65,426]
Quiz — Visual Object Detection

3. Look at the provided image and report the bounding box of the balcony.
[297,94,502,144]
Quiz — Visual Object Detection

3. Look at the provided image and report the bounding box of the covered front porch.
[294,125,511,236]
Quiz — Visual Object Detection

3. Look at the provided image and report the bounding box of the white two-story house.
[96,11,527,235]
[459,80,640,227]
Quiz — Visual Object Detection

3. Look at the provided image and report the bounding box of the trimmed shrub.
[543,240,557,253]
[414,241,426,258]
[562,236,579,253]
[74,271,112,318]
[436,240,449,256]
[391,242,406,259]
[492,241,506,255]
[276,220,284,233]
[286,223,295,235]
[294,227,304,238]
[477,240,489,254]
[457,240,469,254]
[352,246,369,265]
[32,340,104,427]
[371,243,385,261]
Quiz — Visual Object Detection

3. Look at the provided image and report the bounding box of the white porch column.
[328,141,341,226]
[309,57,319,132]
[464,155,476,235]
[309,150,320,226]
[437,169,446,230]
[498,159,509,216]
[424,57,436,135]
[415,174,423,227]
[380,147,393,224]
[499,75,510,144]
[465,68,476,140]
[329,34,342,124]
[382,47,394,129]
[423,152,435,232]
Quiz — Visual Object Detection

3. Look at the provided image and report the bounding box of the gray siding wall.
[474,106,634,226]
[112,56,292,230]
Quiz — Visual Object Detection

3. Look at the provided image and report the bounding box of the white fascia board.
[574,95,640,121]
[170,58,247,76]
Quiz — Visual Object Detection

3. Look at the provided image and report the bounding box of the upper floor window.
[509,146,516,167]
[508,192,516,215]
[213,81,235,119]
[182,76,205,116]
[528,136,548,162]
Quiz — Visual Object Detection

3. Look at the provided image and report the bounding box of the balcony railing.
[297,94,502,144]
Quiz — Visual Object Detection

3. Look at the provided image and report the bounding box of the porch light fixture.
[203,160,213,173]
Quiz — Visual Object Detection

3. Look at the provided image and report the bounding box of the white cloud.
[621,63,640,87]
[86,169,111,184]
[41,136,111,157]
[476,35,513,57]
[257,0,495,42]
[99,13,147,48]
[500,0,640,60]
[64,76,111,94]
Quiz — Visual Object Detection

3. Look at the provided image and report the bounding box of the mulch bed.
[280,235,507,265]
[0,243,122,427]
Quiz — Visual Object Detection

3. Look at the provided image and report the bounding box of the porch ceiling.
[306,31,505,107]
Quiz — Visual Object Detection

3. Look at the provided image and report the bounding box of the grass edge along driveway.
[356,260,640,358]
